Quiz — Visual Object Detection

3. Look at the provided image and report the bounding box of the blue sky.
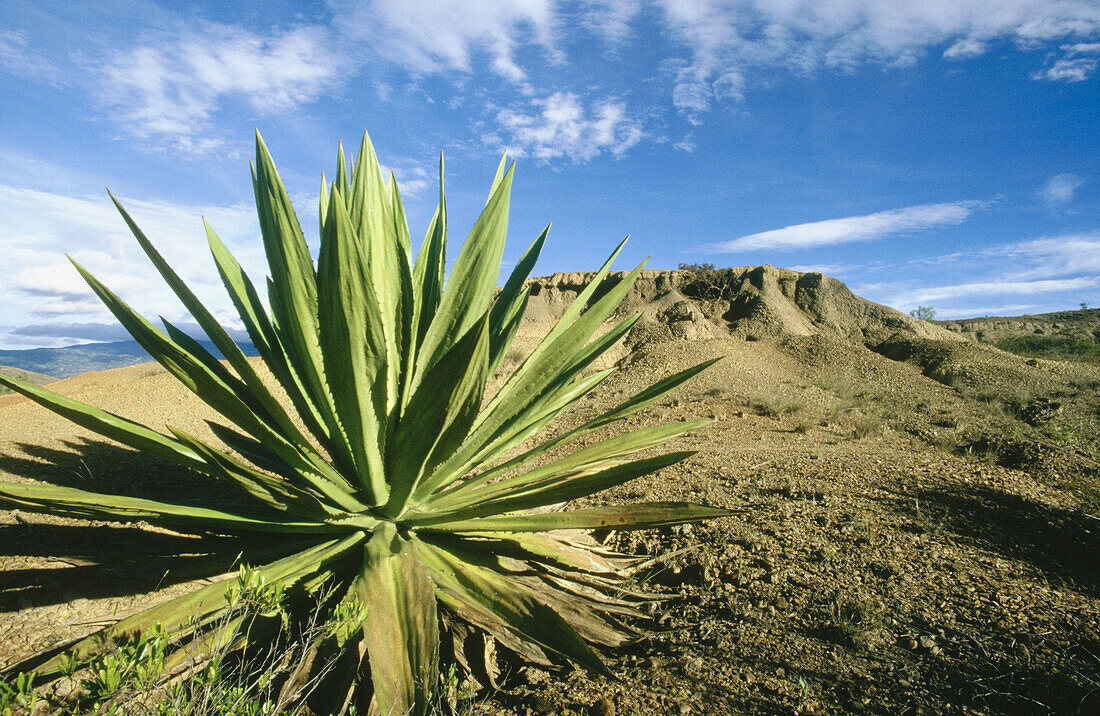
[0,0,1098,349]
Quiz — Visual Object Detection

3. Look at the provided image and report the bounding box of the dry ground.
[2,271,1099,715]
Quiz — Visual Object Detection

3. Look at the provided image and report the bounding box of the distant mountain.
[0,340,259,380]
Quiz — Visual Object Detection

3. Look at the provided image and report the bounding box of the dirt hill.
[2,268,1098,714]
[0,366,56,395]
[939,307,1100,363]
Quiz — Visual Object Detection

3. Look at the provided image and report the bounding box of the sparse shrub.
[790,415,816,434]
[0,131,731,715]
[996,333,1100,360]
[752,394,804,418]
[0,672,38,715]
[821,594,882,651]
[678,262,736,302]
[849,412,885,439]
[909,305,936,321]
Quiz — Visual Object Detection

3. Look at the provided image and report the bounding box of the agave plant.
[0,131,729,714]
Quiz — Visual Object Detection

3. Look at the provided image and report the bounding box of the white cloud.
[332,0,558,83]
[653,0,1100,114]
[495,92,644,161]
[943,38,988,59]
[673,134,697,152]
[100,24,345,151]
[932,304,1039,319]
[579,0,643,44]
[895,276,1100,305]
[713,201,981,252]
[1032,40,1100,81]
[0,30,62,83]
[0,184,269,347]
[1040,173,1085,205]
[789,263,859,277]
[1032,56,1098,81]
[998,233,1100,277]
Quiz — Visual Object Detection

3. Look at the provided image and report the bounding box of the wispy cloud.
[495,92,644,161]
[712,201,981,252]
[894,276,1100,306]
[653,0,1100,115]
[789,263,860,277]
[1032,42,1100,82]
[996,233,1100,277]
[932,304,1040,319]
[100,24,345,152]
[332,0,558,84]
[0,30,63,83]
[1040,173,1086,205]
[0,184,267,346]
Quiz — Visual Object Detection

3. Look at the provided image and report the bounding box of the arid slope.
[2,268,1098,714]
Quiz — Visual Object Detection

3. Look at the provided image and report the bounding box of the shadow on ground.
[0,438,311,612]
[917,485,1100,599]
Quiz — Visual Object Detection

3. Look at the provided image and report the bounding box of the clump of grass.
[752,394,804,418]
[702,385,736,400]
[821,594,883,651]
[790,415,816,434]
[849,412,885,439]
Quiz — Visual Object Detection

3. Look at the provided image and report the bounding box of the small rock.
[919,636,936,650]
[678,703,692,715]
[591,696,616,716]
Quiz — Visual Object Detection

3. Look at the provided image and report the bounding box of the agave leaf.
[385,315,489,518]
[413,164,513,389]
[419,256,647,497]
[317,188,388,502]
[71,258,364,511]
[480,257,646,429]
[168,427,334,518]
[357,524,439,716]
[486,153,508,204]
[540,358,722,451]
[389,176,420,414]
[502,573,631,647]
[205,223,333,450]
[161,318,240,387]
[111,194,304,445]
[419,541,612,676]
[413,451,697,526]
[488,225,548,370]
[15,534,362,678]
[0,481,339,534]
[0,373,203,470]
[253,132,344,456]
[411,154,447,357]
[428,421,709,513]
[435,532,625,575]
[335,141,350,198]
[319,172,330,237]
[347,133,407,421]
[425,502,736,533]
[423,368,619,504]
[457,311,644,476]
[488,287,530,377]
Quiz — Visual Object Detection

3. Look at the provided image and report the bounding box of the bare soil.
[2,268,1099,714]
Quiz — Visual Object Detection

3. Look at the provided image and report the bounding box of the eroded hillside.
[2,268,1098,714]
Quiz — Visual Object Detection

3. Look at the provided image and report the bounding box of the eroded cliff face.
[522,266,962,347]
